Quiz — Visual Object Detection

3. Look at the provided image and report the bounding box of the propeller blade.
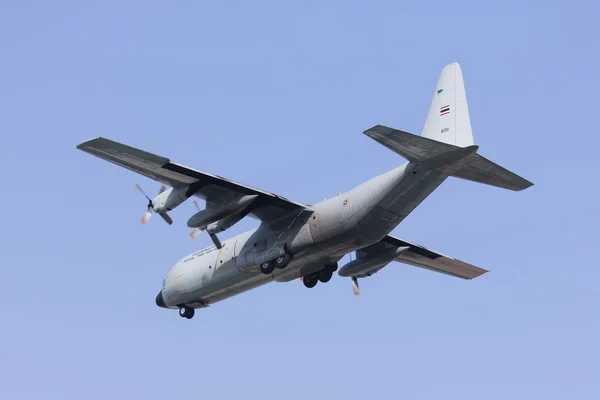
[189,228,202,239]
[351,277,360,296]
[192,200,201,212]
[158,185,167,195]
[141,209,153,225]
[135,184,151,200]
[209,231,222,249]
[158,212,173,225]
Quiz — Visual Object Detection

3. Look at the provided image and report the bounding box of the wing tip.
[76,137,105,150]
[515,180,534,191]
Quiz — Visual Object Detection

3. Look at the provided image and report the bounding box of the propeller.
[189,200,222,248]
[135,184,172,225]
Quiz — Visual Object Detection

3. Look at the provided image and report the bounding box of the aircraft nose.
[155,290,167,308]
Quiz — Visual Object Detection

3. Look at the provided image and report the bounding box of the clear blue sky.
[1,1,599,399]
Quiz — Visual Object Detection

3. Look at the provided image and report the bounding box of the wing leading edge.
[76,137,309,222]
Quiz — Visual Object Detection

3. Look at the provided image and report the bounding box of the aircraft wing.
[382,235,487,279]
[350,235,488,279]
[76,137,308,222]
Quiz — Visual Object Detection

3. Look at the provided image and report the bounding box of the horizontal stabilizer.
[364,125,533,191]
[450,152,533,191]
[365,124,456,163]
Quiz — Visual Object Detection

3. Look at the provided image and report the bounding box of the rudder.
[421,62,474,147]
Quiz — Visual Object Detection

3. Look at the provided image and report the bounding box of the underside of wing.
[383,235,488,279]
[77,137,308,221]
[340,235,487,280]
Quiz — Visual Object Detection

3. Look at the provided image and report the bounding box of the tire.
[303,276,318,288]
[185,308,195,319]
[274,253,291,269]
[318,269,333,283]
[179,307,189,318]
[260,261,275,274]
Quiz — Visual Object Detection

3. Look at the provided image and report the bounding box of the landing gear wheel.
[303,276,318,288]
[318,269,333,283]
[274,253,291,269]
[260,261,275,274]
[179,306,194,319]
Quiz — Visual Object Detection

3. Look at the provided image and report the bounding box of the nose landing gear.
[179,306,195,319]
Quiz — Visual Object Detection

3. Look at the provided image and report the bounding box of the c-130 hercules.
[77,63,532,320]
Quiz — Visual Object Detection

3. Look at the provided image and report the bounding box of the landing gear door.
[241,236,285,272]
[241,238,268,272]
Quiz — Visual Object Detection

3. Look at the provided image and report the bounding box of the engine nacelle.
[152,187,193,213]
[338,246,409,278]
[206,211,247,234]
[187,195,258,228]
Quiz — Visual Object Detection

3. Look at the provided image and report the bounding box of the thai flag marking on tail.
[440,105,450,116]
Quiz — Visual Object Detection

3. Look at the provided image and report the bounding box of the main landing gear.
[302,264,337,288]
[259,252,292,274]
[179,306,195,319]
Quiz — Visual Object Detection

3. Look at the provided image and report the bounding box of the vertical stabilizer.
[421,63,474,147]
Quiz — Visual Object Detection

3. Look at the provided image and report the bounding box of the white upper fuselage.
[160,161,447,309]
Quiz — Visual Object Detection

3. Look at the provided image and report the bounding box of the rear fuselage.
[158,161,447,309]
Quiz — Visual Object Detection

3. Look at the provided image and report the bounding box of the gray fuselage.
[159,161,446,309]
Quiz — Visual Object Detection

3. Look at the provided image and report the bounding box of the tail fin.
[421,62,474,147]
[363,63,533,192]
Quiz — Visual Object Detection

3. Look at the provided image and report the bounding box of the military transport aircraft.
[77,63,532,320]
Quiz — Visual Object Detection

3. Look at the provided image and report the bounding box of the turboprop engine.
[338,246,409,295]
[135,184,196,225]
[188,195,259,247]
[187,195,258,229]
